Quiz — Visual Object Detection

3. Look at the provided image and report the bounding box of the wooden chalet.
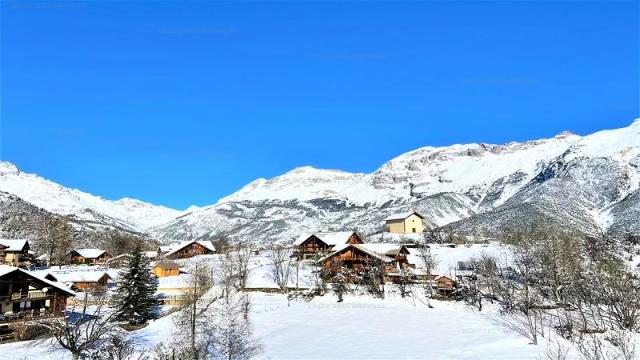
[293,231,364,259]
[153,261,180,278]
[433,275,456,296]
[0,265,74,328]
[106,253,133,268]
[0,239,32,268]
[45,272,112,293]
[159,240,215,260]
[65,249,113,265]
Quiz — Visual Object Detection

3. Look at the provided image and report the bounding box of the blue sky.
[1,1,638,209]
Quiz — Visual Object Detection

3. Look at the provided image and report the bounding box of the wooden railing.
[1,291,52,302]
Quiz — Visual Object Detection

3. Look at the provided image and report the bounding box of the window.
[412,228,416,233]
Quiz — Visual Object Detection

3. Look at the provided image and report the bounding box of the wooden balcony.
[0,310,61,325]
[1,291,52,302]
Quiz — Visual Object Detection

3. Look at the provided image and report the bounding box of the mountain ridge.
[1,119,638,245]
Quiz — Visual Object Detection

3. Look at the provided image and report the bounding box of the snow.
[383,211,422,221]
[71,248,108,259]
[0,265,76,296]
[293,231,357,246]
[0,239,29,251]
[161,240,216,257]
[43,270,111,284]
[0,161,181,231]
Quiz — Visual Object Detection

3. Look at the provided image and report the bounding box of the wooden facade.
[153,261,180,277]
[165,242,214,260]
[0,240,31,268]
[0,268,74,324]
[66,250,113,265]
[44,273,111,294]
[296,232,363,259]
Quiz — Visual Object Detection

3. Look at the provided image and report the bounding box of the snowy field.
[0,243,608,359]
[0,291,574,360]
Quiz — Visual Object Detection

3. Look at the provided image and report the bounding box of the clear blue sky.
[1,1,638,209]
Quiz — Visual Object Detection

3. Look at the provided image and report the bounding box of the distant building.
[159,241,215,260]
[0,239,31,267]
[153,261,180,278]
[65,249,113,265]
[44,271,112,293]
[293,231,364,259]
[384,211,425,234]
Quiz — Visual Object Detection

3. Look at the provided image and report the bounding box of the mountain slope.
[151,120,640,244]
[0,162,180,233]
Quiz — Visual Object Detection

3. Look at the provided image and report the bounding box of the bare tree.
[36,294,115,360]
[88,332,147,360]
[394,266,413,298]
[416,244,437,307]
[38,216,74,267]
[269,245,292,293]
[233,243,253,290]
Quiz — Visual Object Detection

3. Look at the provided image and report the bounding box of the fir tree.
[113,244,158,324]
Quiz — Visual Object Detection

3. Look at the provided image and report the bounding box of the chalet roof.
[162,240,216,257]
[46,271,112,284]
[71,248,110,259]
[0,239,30,252]
[293,231,357,246]
[0,265,76,297]
[359,243,409,256]
[384,211,425,221]
[154,260,180,270]
[316,244,394,264]
[106,253,132,262]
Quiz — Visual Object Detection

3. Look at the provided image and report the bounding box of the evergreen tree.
[113,244,158,324]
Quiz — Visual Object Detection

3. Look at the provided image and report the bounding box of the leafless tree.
[35,294,116,360]
[540,338,570,360]
[394,266,413,298]
[88,332,147,360]
[269,245,293,293]
[233,243,253,290]
[416,244,437,307]
[38,215,74,267]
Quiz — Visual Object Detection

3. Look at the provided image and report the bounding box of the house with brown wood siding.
[293,231,364,259]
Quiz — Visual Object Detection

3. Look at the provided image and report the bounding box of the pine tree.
[113,244,158,324]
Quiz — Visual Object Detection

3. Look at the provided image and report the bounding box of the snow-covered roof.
[71,248,110,259]
[154,260,180,270]
[316,244,394,264]
[293,231,357,246]
[46,271,112,284]
[384,211,424,221]
[0,239,29,251]
[162,240,215,257]
[0,265,76,296]
[359,243,408,256]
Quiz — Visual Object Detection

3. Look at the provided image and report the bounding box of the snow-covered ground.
[0,244,631,359]
[0,291,577,360]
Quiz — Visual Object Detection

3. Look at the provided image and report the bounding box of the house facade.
[44,272,112,293]
[384,211,425,234]
[65,249,113,265]
[293,231,363,259]
[153,261,180,277]
[0,240,31,267]
[160,240,215,260]
[0,265,74,325]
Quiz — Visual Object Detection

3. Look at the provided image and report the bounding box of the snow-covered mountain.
[1,120,638,246]
[0,162,181,233]
[152,119,640,244]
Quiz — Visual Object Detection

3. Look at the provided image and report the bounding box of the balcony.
[1,291,52,302]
